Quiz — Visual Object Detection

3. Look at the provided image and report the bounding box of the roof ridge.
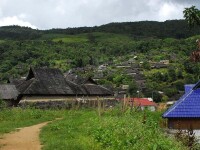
[163,89,193,117]
[98,84,113,93]
[192,80,200,90]
[23,79,36,94]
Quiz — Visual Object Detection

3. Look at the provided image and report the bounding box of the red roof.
[118,98,157,107]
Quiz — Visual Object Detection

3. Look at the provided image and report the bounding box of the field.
[0,107,186,150]
[0,108,66,134]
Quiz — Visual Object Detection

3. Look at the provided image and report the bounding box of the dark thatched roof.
[79,77,114,96]
[79,84,113,96]
[0,84,19,100]
[14,68,113,96]
[17,68,78,95]
[8,78,25,86]
[64,73,84,84]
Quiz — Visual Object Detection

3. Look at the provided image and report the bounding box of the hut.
[0,84,19,106]
[78,77,114,98]
[10,67,114,104]
[163,81,200,129]
[15,67,80,102]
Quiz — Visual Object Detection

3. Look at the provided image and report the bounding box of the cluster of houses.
[0,67,114,106]
[1,66,199,130]
[0,67,160,111]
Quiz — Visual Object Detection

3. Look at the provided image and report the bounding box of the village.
[1,3,200,149]
[1,39,200,149]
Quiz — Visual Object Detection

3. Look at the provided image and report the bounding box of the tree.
[128,81,138,96]
[168,66,177,81]
[183,6,200,27]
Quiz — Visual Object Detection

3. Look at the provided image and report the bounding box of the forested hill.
[1,19,200,102]
[1,20,200,40]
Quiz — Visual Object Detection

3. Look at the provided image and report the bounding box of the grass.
[0,108,187,149]
[0,40,5,44]
[40,108,186,150]
[40,32,133,44]
[0,108,66,134]
[143,68,168,76]
[53,36,88,43]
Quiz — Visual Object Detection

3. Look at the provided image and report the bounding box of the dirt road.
[0,121,51,150]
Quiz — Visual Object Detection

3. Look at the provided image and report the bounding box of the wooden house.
[163,81,200,129]
[11,67,114,103]
[0,84,19,106]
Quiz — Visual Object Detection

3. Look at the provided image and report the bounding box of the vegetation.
[0,108,65,134]
[1,20,200,101]
[184,6,200,27]
[40,108,186,150]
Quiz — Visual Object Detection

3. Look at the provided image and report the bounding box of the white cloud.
[0,0,199,29]
[158,3,185,21]
[0,16,37,29]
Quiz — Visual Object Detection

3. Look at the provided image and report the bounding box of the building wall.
[168,118,200,129]
[20,95,114,102]
[140,106,156,111]
[19,95,115,108]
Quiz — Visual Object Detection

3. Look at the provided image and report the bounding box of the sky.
[0,0,199,29]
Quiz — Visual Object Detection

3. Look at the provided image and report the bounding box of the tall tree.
[183,6,200,27]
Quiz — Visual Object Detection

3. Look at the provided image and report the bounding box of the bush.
[0,99,6,109]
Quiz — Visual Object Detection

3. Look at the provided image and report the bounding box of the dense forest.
[1,20,200,40]
[1,19,200,102]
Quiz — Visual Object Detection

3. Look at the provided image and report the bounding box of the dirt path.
[0,119,59,150]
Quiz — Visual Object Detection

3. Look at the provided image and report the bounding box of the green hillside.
[0,20,200,102]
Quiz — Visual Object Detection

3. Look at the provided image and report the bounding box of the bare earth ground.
[0,119,60,150]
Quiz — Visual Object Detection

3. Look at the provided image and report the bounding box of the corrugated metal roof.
[163,81,200,118]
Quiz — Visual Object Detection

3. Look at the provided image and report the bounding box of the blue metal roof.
[163,81,200,118]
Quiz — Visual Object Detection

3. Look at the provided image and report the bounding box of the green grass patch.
[0,108,65,135]
[39,34,69,40]
[41,109,186,150]
[0,40,5,44]
[44,32,133,44]
[53,36,88,43]
[144,68,168,76]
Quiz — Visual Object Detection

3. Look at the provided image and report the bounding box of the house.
[14,67,78,102]
[10,67,114,104]
[125,68,141,76]
[163,81,200,129]
[151,62,168,69]
[160,60,169,65]
[130,98,157,111]
[116,62,131,68]
[118,98,157,111]
[78,77,114,98]
[0,84,19,106]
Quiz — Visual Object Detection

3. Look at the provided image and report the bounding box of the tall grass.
[40,108,186,150]
[0,108,65,134]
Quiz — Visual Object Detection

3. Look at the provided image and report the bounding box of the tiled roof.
[163,81,200,118]
[131,98,157,106]
[118,98,157,106]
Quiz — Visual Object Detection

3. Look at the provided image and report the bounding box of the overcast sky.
[0,0,199,29]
